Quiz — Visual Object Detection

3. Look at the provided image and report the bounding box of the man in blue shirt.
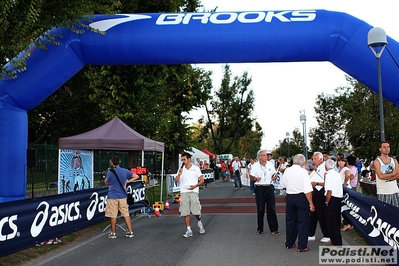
[104,156,139,239]
[355,157,362,176]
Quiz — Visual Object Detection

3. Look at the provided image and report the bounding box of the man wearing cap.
[250,149,280,236]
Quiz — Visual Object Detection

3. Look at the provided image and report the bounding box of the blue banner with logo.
[0,182,145,257]
[342,187,399,248]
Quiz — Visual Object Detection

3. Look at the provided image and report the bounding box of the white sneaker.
[199,226,205,234]
[125,231,134,238]
[308,235,315,241]
[198,221,205,234]
[320,237,331,243]
[183,230,193,238]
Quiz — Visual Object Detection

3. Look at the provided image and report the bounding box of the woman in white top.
[337,156,354,231]
[337,157,351,188]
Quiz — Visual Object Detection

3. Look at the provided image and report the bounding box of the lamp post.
[286,131,290,158]
[279,139,282,157]
[368,27,387,141]
[300,110,307,159]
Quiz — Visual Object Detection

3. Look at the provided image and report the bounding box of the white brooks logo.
[89,14,151,31]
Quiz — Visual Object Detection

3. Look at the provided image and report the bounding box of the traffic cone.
[154,205,161,217]
[164,199,170,210]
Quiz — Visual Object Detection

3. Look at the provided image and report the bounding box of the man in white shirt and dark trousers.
[250,150,280,236]
[324,159,343,246]
[308,151,330,243]
[281,154,315,252]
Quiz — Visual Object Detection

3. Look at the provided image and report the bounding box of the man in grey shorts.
[174,152,206,238]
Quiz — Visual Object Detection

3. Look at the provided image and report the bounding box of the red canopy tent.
[201,148,216,159]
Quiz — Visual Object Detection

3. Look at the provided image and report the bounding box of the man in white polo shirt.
[250,149,279,236]
[281,154,315,252]
[324,159,343,246]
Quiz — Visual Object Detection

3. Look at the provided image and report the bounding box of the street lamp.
[300,110,308,159]
[279,139,282,157]
[286,131,290,158]
[368,27,387,141]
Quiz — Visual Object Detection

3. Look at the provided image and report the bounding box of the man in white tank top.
[374,141,399,207]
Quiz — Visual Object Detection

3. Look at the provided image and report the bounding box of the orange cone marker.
[154,205,161,216]
[164,199,171,210]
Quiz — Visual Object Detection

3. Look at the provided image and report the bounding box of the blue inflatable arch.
[1,9,399,202]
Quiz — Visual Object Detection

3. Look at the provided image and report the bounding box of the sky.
[187,0,399,152]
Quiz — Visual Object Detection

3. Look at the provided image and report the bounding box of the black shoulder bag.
[109,169,135,205]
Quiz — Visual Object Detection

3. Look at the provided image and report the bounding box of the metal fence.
[26,144,164,198]
[27,143,59,197]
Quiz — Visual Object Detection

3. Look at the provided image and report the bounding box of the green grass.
[343,227,368,246]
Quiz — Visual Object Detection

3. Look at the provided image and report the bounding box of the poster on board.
[58,149,93,194]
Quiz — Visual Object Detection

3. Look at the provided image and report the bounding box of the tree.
[85,65,212,173]
[150,65,213,162]
[277,128,306,158]
[338,77,399,159]
[82,1,209,172]
[291,128,307,155]
[86,65,170,139]
[28,67,104,143]
[239,122,264,159]
[1,0,122,79]
[201,65,256,156]
[27,1,207,146]
[310,75,399,164]
[309,91,348,154]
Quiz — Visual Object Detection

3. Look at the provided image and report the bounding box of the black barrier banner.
[0,182,145,257]
[342,187,399,248]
